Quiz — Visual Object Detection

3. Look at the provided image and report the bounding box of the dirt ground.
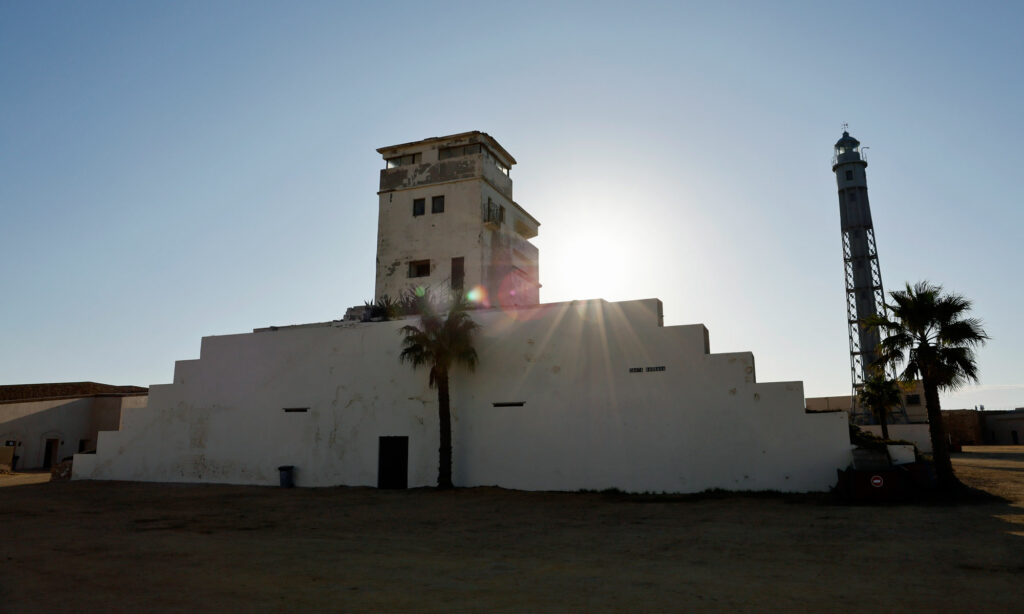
[2,447,1022,613]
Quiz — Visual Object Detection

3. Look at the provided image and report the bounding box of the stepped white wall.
[74,298,852,492]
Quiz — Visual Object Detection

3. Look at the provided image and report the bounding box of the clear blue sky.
[2,1,1021,409]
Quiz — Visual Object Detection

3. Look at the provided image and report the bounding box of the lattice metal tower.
[832,130,888,423]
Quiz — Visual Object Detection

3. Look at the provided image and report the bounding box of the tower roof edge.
[377,131,517,165]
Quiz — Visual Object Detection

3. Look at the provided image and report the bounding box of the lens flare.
[466,285,488,306]
[495,273,546,321]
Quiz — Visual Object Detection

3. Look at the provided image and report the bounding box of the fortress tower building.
[374,131,540,307]
[72,130,854,493]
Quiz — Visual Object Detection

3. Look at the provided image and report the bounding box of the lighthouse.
[832,130,888,422]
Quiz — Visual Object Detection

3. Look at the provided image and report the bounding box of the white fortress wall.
[74,298,851,492]
[78,323,439,487]
[453,299,851,492]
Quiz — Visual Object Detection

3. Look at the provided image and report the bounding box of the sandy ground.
[1,447,1022,613]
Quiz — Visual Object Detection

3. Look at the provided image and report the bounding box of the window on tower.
[485,198,505,225]
[413,198,425,216]
[845,170,853,180]
[409,260,430,278]
[439,144,482,159]
[432,195,445,213]
[386,153,421,169]
[490,155,510,176]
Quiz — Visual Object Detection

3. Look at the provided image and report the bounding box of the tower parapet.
[378,131,516,199]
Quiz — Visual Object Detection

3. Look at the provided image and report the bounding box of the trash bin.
[277,465,295,488]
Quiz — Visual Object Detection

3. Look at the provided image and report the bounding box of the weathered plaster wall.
[375,180,486,299]
[375,175,540,305]
[75,299,851,492]
[478,181,539,306]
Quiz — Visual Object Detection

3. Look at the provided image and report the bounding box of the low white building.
[1,382,147,470]
[73,132,853,492]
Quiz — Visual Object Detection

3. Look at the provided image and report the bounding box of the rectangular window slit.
[283,408,309,413]
[645,366,666,372]
[492,402,525,407]
[628,367,643,373]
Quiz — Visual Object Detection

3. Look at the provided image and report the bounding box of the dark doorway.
[378,436,409,489]
[42,438,59,469]
[1013,430,1019,445]
[451,257,465,295]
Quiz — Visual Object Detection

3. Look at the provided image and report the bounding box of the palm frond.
[871,280,987,393]
[398,289,481,386]
[938,318,989,348]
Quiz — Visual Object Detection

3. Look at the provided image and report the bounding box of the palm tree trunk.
[437,372,453,489]
[923,377,958,491]
[879,408,890,441]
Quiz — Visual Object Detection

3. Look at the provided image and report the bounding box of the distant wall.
[943,410,986,446]
[985,412,1024,445]
[861,424,932,453]
[807,380,927,424]
[805,395,852,412]
[942,409,1024,446]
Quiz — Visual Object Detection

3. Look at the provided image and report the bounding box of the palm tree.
[856,370,902,441]
[398,294,479,489]
[865,281,989,491]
